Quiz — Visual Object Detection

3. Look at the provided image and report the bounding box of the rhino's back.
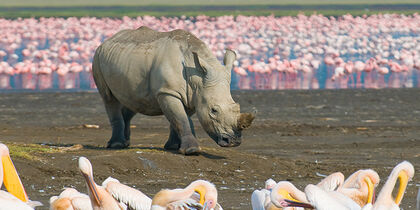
[95,27,213,115]
[94,27,206,115]
[103,26,206,51]
[95,27,174,115]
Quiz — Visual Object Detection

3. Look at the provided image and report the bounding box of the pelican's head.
[192,180,218,209]
[270,181,314,208]
[357,169,380,205]
[78,157,100,206]
[265,178,276,190]
[0,143,28,202]
[78,156,93,177]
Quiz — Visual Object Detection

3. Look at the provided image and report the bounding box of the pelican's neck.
[0,155,3,188]
[170,182,198,201]
[153,182,198,207]
[342,170,362,189]
[286,183,308,202]
[376,167,406,204]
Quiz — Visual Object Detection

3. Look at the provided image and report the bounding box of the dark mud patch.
[0,89,419,209]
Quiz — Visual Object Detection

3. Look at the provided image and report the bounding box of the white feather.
[102,177,152,210]
[417,187,420,210]
[251,189,269,210]
[305,184,358,210]
[167,198,202,209]
[0,191,34,210]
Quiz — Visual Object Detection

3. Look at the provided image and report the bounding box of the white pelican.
[278,170,378,210]
[0,143,42,210]
[251,178,277,210]
[269,181,313,209]
[79,156,151,210]
[151,180,222,210]
[362,161,414,210]
[49,188,92,210]
[316,172,345,191]
[304,184,359,210]
[416,187,419,210]
[338,169,380,207]
[101,177,151,210]
[252,172,344,210]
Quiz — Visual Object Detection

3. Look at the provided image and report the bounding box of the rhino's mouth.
[217,133,241,147]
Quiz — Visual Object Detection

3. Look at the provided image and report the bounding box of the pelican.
[338,169,380,207]
[0,143,42,210]
[49,188,92,210]
[251,179,278,210]
[280,170,378,210]
[251,173,344,210]
[304,184,359,210]
[151,180,222,210]
[416,187,419,210]
[79,156,151,210]
[101,177,151,210]
[362,161,414,210]
[269,181,313,210]
[316,172,345,191]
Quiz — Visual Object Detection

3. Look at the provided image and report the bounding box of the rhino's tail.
[92,46,113,102]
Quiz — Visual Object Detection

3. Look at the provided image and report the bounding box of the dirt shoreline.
[0,89,419,209]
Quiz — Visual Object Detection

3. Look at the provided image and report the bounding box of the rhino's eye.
[211,108,218,113]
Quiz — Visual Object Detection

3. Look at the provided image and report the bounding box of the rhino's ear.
[223,49,236,72]
[193,52,211,75]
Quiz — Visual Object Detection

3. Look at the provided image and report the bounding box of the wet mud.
[0,89,419,209]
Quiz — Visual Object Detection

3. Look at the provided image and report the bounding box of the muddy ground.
[0,89,419,209]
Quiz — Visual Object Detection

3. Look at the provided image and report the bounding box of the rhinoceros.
[92,26,255,155]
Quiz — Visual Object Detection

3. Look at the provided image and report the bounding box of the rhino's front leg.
[164,117,196,151]
[158,94,200,155]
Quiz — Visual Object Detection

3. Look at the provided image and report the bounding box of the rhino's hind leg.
[122,106,136,141]
[158,95,200,155]
[104,98,130,149]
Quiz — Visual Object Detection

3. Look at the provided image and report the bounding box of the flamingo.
[50,188,92,210]
[79,157,151,210]
[151,180,222,210]
[0,143,42,210]
[361,161,415,210]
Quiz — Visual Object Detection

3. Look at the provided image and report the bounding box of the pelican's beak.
[364,177,375,204]
[194,185,207,205]
[81,172,101,206]
[2,153,28,202]
[394,170,409,205]
[283,199,315,209]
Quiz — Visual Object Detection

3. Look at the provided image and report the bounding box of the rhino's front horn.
[238,110,256,130]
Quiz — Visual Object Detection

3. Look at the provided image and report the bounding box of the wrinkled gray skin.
[92,26,255,155]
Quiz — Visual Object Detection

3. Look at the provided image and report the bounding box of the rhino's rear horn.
[238,111,256,130]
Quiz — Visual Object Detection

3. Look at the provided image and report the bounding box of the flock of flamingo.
[1,14,420,90]
[0,143,418,210]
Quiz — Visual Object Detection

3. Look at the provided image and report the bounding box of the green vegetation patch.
[6,143,60,160]
[1,0,420,7]
[0,7,420,18]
